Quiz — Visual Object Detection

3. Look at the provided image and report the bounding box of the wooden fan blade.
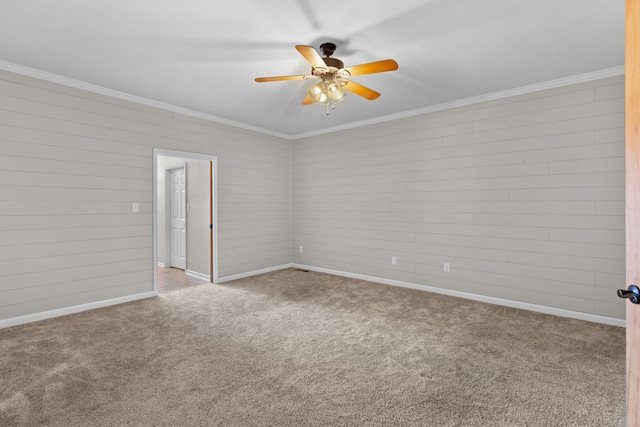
[295,45,327,69]
[255,74,313,82]
[342,80,381,100]
[302,94,315,105]
[344,59,398,77]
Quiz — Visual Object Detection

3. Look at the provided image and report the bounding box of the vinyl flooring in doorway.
[157,267,210,294]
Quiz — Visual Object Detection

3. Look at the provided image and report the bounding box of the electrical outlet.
[299,246,304,253]
[391,256,397,265]
[444,262,451,273]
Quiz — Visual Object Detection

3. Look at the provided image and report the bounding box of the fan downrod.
[320,42,337,57]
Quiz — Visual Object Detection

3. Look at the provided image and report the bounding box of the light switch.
[132,203,140,213]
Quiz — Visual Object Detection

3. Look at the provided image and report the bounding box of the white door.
[170,167,186,270]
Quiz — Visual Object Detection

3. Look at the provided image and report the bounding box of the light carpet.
[0,268,626,426]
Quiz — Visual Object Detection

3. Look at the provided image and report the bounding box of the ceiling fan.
[255,43,398,110]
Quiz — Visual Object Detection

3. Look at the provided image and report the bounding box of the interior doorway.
[154,149,218,294]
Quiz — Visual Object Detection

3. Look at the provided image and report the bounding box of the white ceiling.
[0,0,625,138]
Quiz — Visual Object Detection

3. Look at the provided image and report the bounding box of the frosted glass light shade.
[308,83,324,101]
[327,83,346,102]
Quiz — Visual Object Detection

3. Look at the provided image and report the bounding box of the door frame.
[153,148,219,293]
[165,163,186,270]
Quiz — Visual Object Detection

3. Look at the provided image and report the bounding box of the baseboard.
[5,264,622,329]
[217,263,293,284]
[0,291,156,330]
[292,264,626,328]
[186,269,210,281]
[157,262,167,268]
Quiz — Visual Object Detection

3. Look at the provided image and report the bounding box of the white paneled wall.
[293,76,626,320]
[0,67,627,326]
[0,70,291,323]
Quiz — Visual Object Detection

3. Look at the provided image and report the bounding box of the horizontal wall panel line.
[0,279,153,309]
[293,76,624,320]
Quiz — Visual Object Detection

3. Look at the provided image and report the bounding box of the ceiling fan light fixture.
[332,90,347,103]
[256,43,398,110]
[317,91,329,104]
[326,81,346,102]
[307,83,325,102]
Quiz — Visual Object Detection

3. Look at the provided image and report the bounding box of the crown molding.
[0,60,292,140]
[291,65,625,140]
[0,60,623,141]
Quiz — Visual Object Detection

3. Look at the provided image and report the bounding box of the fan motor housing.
[312,57,345,79]
[322,57,343,69]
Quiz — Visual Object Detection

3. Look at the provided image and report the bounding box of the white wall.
[293,75,626,320]
[0,67,626,326]
[0,69,292,323]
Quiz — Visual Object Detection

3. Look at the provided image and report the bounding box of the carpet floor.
[0,268,626,426]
